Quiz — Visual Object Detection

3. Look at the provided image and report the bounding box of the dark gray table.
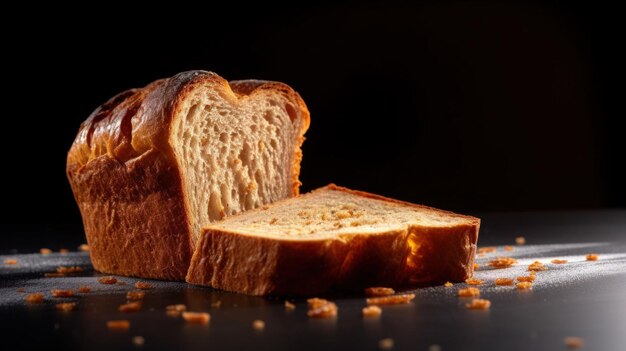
[2,210,625,350]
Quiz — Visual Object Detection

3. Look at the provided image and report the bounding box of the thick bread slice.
[66,71,310,280]
[186,184,480,296]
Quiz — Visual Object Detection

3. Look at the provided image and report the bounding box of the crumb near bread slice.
[186,184,480,296]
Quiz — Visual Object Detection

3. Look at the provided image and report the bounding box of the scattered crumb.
[59,249,69,254]
[564,336,584,349]
[107,320,130,331]
[56,266,83,274]
[134,281,153,290]
[78,286,92,293]
[458,287,480,297]
[477,247,496,254]
[517,282,533,290]
[166,304,187,317]
[56,302,77,312]
[473,263,479,270]
[98,276,118,284]
[119,301,142,313]
[515,236,526,245]
[78,244,90,252]
[366,293,415,305]
[4,258,17,265]
[307,298,338,318]
[378,338,394,350]
[51,289,74,297]
[40,248,52,255]
[488,257,518,268]
[362,305,382,318]
[182,312,211,324]
[586,253,599,261]
[44,273,66,278]
[528,261,547,271]
[25,293,45,304]
[285,301,296,311]
[444,281,453,287]
[211,300,222,308]
[466,299,491,310]
[17,287,25,293]
[365,287,395,296]
[504,245,514,252]
[252,320,265,331]
[132,336,145,347]
[465,278,484,285]
[551,259,568,264]
[126,291,145,300]
[495,278,514,286]
[517,274,536,283]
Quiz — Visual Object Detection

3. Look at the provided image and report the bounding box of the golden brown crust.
[186,185,480,296]
[67,71,310,280]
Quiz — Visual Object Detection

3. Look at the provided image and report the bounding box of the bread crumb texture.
[517,282,533,290]
[365,287,395,297]
[307,298,338,318]
[458,287,480,297]
[56,302,77,312]
[135,281,153,290]
[515,236,526,245]
[366,294,415,305]
[466,299,491,310]
[362,305,383,318]
[119,302,142,313]
[182,312,211,324]
[127,291,145,300]
[252,320,265,331]
[51,289,74,297]
[465,278,484,285]
[528,261,547,271]
[107,320,130,331]
[495,278,514,286]
[98,276,118,284]
[586,253,599,261]
[25,293,45,304]
[488,257,518,268]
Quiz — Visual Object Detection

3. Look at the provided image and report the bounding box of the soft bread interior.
[171,83,300,244]
[206,186,473,239]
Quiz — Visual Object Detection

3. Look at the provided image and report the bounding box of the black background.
[2,2,622,248]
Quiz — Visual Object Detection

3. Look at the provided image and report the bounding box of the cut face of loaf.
[66,71,310,280]
[186,184,480,296]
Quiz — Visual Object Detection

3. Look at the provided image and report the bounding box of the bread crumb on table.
[586,253,599,261]
[135,281,153,290]
[378,338,394,350]
[211,300,222,308]
[465,278,484,285]
[477,247,496,254]
[488,257,518,268]
[515,236,526,245]
[127,291,145,300]
[307,298,338,318]
[78,286,92,293]
[495,278,514,286]
[56,302,77,312]
[458,287,480,297]
[444,281,453,287]
[528,261,547,271]
[252,320,265,331]
[132,336,145,347]
[107,320,130,331]
[551,259,568,264]
[98,276,118,284]
[365,287,395,296]
[284,301,296,310]
[51,289,75,297]
[25,293,45,304]
[56,266,83,274]
[366,294,415,305]
[504,245,514,251]
[119,302,142,312]
[517,282,533,290]
[466,299,491,310]
[4,259,18,265]
[59,249,69,254]
[78,244,90,252]
[517,274,536,282]
[182,312,211,324]
[40,248,52,255]
[564,336,584,349]
[362,305,382,318]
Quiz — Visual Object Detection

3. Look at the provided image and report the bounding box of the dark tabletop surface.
[2,210,625,351]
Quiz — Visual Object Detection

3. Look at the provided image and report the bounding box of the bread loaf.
[67,71,310,280]
[186,184,480,296]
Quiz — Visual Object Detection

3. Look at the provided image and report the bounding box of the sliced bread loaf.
[186,184,480,295]
[67,71,310,280]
